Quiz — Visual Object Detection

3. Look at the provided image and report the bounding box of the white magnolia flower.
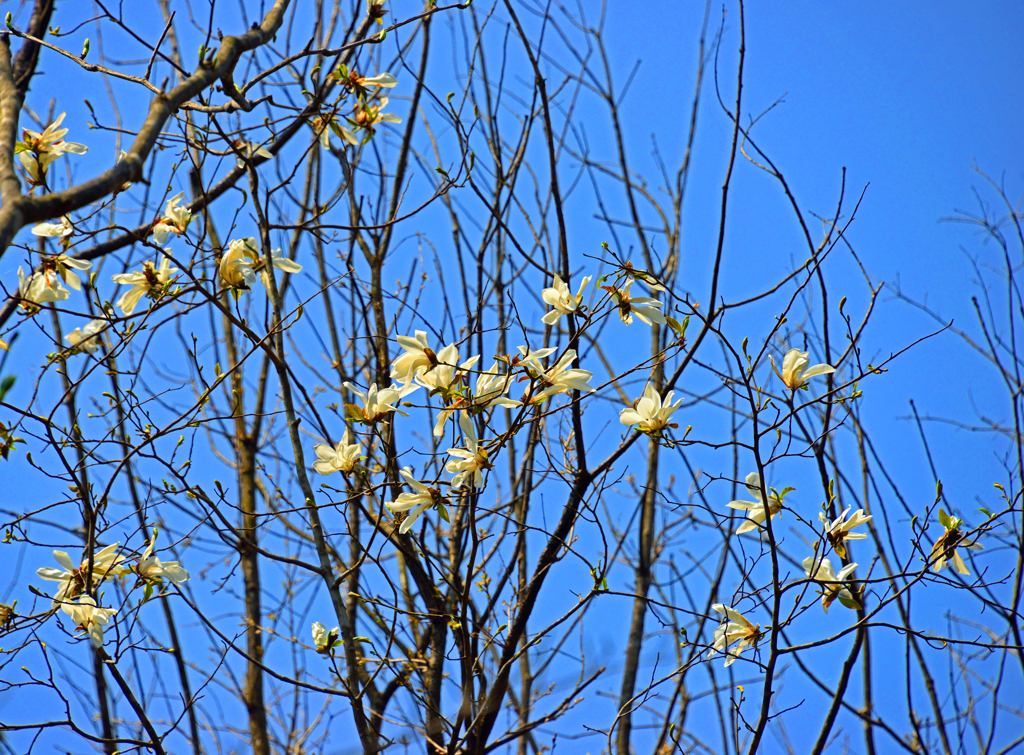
[312,621,340,654]
[541,274,591,325]
[415,344,480,395]
[17,267,70,307]
[220,237,260,289]
[312,439,362,475]
[388,467,446,534]
[619,383,683,434]
[367,0,387,24]
[111,256,178,315]
[610,279,667,326]
[802,556,859,613]
[17,112,89,185]
[52,254,91,291]
[354,71,398,89]
[152,192,192,246]
[65,319,105,354]
[445,412,490,490]
[343,381,417,423]
[32,216,73,239]
[219,238,300,290]
[61,596,117,648]
[931,509,984,576]
[351,97,401,135]
[36,543,128,607]
[819,507,872,559]
[269,248,302,276]
[473,364,522,411]
[707,604,762,667]
[780,348,835,390]
[516,346,595,403]
[391,331,435,385]
[136,534,190,585]
[429,361,521,438]
[726,472,784,535]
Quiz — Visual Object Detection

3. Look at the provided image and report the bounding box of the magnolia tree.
[0,1,1020,754]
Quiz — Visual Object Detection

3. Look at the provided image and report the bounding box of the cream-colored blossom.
[61,596,117,648]
[17,267,70,307]
[780,348,834,390]
[931,509,984,575]
[388,467,447,534]
[609,279,667,326]
[516,346,594,403]
[152,192,192,246]
[32,216,73,239]
[446,412,491,490]
[343,381,417,423]
[707,604,762,667]
[802,556,859,613]
[17,112,88,186]
[220,237,260,289]
[726,472,785,535]
[367,0,387,24]
[65,319,105,354]
[111,256,178,315]
[391,331,435,385]
[619,383,682,435]
[135,534,190,585]
[312,621,340,654]
[312,439,362,475]
[541,275,591,325]
[36,543,129,607]
[819,507,872,559]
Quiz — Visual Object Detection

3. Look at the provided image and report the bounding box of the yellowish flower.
[726,472,786,535]
[707,604,763,667]
[779,348,834,390]
[930,509,983,575]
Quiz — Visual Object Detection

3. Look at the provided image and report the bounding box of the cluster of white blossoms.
[708,482,878,665]
[35,534,189,649]
[15,113,302,333]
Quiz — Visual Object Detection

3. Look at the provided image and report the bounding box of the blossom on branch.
[541,274,591,325]
[152,192,193,246]
[778,348,835,390]
[707,604,763,667]
[135,532,190,586]
[16,112,88,188]
[516,346,594,403]
[931,509,983,575]
[343,381,417,424]
[17,267,70,308]
[312,439,362,475]
[388,467,448,534]
[111,255,178,315]
[31,216,74,240]
[619,383,682,435]
[446,412,491,490]
[605,279,667,326]
[61,596,116,648]
[65,319,106,354]
[312,621,341,655]
[367,0,387,25]
[726,472,787,535]
[36,543,129,607]
[802,555,860,612]
[819,507,872,559]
